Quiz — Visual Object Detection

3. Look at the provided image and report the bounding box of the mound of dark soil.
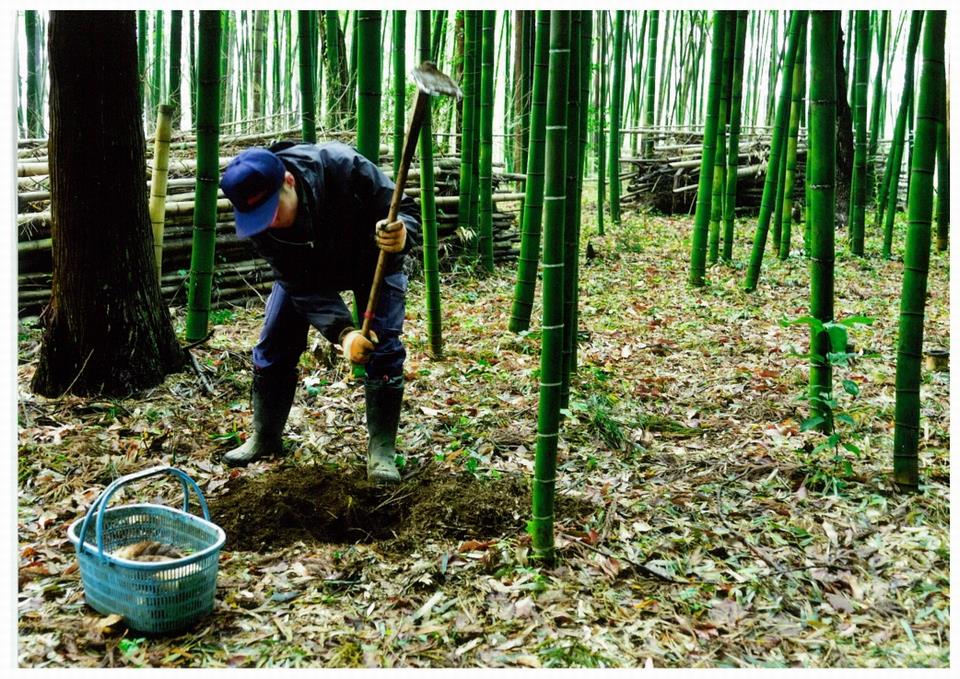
[208,462,595,554]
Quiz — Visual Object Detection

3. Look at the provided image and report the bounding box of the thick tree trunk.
[33,10,185,397]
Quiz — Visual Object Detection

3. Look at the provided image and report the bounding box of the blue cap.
[220,148,286,238]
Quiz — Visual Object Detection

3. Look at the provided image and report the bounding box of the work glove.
[340,328,378,364]
[375,218,407,253]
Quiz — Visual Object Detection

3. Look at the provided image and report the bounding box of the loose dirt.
[209,462,595,554]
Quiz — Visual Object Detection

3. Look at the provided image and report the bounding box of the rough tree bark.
[32,11,186,397]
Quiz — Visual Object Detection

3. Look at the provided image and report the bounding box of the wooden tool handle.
[361,92,429,339]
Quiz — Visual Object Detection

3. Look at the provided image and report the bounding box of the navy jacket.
[248,141,421,295]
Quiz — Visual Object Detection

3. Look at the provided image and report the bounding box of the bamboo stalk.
[418,10,443,358]
[477,10,496,270]
[688,10,727,286]
[149,104,174,283]
[743,11,807,292]
[185,10,223,341]
[808,11,836,431]
[893,10,945,491]
[532,9,569,566]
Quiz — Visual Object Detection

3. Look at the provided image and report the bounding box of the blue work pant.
[252,272,408,383]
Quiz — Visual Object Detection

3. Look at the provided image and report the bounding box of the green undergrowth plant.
[782,314,876,494]
[564,393,624,450]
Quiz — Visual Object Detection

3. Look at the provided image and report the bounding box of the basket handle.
[76,465,212,558]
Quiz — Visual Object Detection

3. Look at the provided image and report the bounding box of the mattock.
[361,61,462,339]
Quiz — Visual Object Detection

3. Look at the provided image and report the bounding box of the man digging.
[218,141,421,483]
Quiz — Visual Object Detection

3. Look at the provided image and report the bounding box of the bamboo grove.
[15,10,950,554]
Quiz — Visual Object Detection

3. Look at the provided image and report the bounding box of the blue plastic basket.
[67,466,226,634]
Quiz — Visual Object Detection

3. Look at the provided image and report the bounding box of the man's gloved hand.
[375,218,407,253]
[340,328,379,364]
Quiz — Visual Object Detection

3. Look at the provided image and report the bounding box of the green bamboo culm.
[642,11,659,157]
[235,12,246,127]
[628,14,645,158]
[467,12,483,258]
[514,11,532,174]
[283,12,293,125]
[570,10,592,376]
[844,11,855,105]
[559,11,582,408]
[16,18,26,134]
[687,11,728,287]
[324,10,342,129]
[272,12,281,124]
[346,11,359,130]
[350,10,378,378]
[881,12,924,259]
[431,10,447,64]
[596,10,607,236]
[509,10,550,334]
[137,11,147,119]
[934,79,949,252]
[392,11,406,178]
[298,11,317,143]
[743,10,807,292]
[769,121,789,254]
[185,10,222,342]
[189,11,197,127]
[218,12,229,124]
[502,12,514,170]
[477,10,496,272]
[25,10,42,137]
[356,11,382,163]
[871,12,907,214]
[312,13,322,116]
[722,11,748,263]
[457,11,479,253]
[251,11,268,131]
[778,19,807,260]
[417,10,443,358]
[679,12,705,126]
[905,81,916,202]
[151,10,164,120]
[531,9,569,566]
[764,11,779,125]
[807,11,836,429]
[168,10,183,126]
[893,10,945,492]
[866,10,890,205]
[607,10,626,226]
[656,11,675,130]
[708,12,735,265]
[848,10,869,255]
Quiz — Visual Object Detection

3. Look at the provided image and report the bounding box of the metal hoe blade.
[411,61,462,100]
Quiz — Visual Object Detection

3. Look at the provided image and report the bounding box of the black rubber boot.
[223,368,298,467]
[364,376,403,483]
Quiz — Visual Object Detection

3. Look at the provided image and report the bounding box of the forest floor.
[17,201,950,668]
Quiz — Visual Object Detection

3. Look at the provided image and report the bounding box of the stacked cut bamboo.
[16,135,523,316]
[618,127,897,215]
[619,132,808,214]
[402,156,523,267]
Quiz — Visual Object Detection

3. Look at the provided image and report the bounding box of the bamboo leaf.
[842,379,860,396]
[843,442,862,456]
[800,415,826,432]
[837,314,875,327]
[826,324,848,353]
